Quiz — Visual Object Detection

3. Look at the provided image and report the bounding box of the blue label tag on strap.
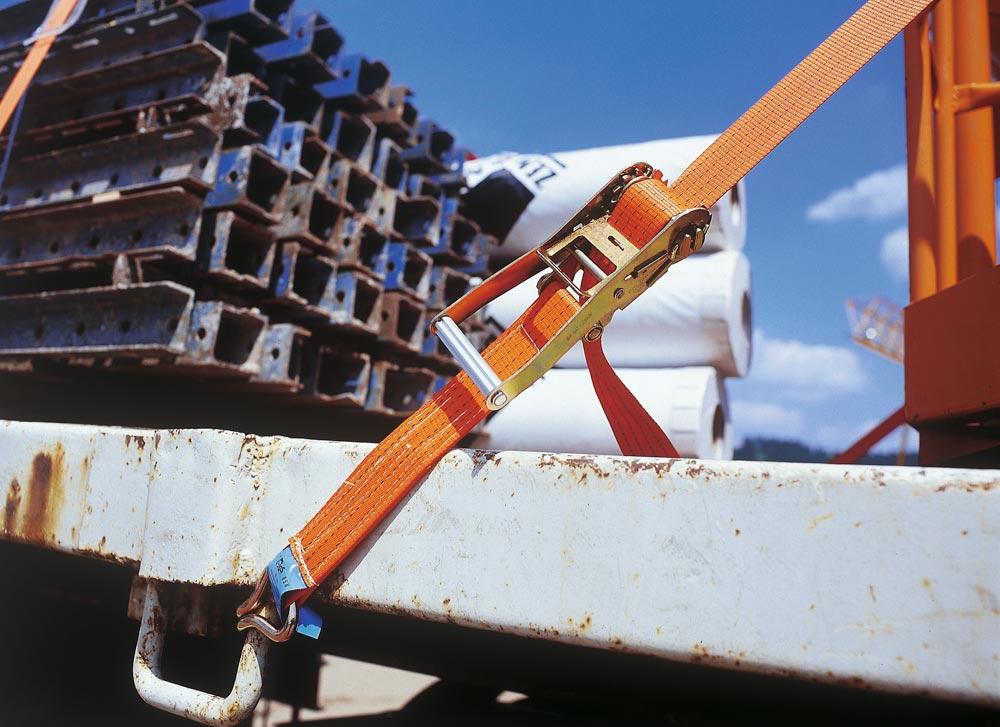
[267,545,322,639]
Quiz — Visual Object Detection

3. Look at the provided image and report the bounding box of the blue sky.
[311,0,913,453]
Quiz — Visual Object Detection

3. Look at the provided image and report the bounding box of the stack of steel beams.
[0,0,501,422]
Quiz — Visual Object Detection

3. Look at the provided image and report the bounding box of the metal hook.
[235,571,298,643]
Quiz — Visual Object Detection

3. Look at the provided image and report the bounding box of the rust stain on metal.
[933,479,998,493]
[21,445,66,542]
[3,477,21,532]
[806,512,835,531]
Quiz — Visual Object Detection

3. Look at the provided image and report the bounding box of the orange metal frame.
[836,0,1000,466]
[901,0,999,465]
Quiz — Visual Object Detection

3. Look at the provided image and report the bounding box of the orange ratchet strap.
[237,0,936,641]
[0,0,82,137]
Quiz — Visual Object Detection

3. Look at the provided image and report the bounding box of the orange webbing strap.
[289,178,676,593]
[666,0,935,213]
[584,338,680,458]
[0,0,81,137]
[284,0,935,603]
[292,285,581,587]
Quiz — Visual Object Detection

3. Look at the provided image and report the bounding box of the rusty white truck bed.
[1,418,997,709]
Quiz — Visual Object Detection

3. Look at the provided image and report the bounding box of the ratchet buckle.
[430,163,711,410]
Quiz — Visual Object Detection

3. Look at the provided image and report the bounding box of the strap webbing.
[668,0,933,212]
[285,0,935,604]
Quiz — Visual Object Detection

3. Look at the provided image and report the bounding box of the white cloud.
[880,226,908,281]
[750,330,869,401]
[806,164,907,222]
[730,400,805,443]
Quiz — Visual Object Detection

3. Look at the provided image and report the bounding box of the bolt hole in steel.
[196,327,207,340]
[198,157,209,169]
[152,164,163,178]
[336,291,346,302]
[71,180,81,193]
[167,317,179,332]
[110,173,119,185]
[270,347,280,360]
[178,223,190,236]
[227,170,239,183]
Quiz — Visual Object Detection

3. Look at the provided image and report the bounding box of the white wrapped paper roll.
[480,367,732,460]
[484,250,752,378]
[462,135,746,260]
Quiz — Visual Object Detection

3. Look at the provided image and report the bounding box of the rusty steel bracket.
[299,347,371,407]
[337,216,389,279]
[0,187,202,272]
[205,145,289,224]
[257,10,341,83]
[425,197,481,265]
[276,121,330,181]
[177,301,267,379]
[272,183,343,253]
[318,53,390,112]
[371,137,406,193]
[452,232,494,276]
[0,282,194,359]
[8,42,226,158]
[264,71,323,128]
[0,120,221,212]
[218,74,284,157]
[400,119,454,174]
[393,193,442,248]
[377,241,432,301]
[197,210,276,292]
[378,291,426,353]
[252,323,310,393]
[365,360,434,415]
[268,243,382,335]
[322,109,375,170]
[365,85,417,144]
[426,266,472,312]
[207,30,266,79]
[268,242,338,323]
[197,0,292,44]
[0,5,205,87]
[325,158,379,218]
[330,270,383,335]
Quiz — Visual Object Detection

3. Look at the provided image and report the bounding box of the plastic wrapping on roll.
[480,367,732,460]
[484,250,752,378]
[462,135,746,261]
